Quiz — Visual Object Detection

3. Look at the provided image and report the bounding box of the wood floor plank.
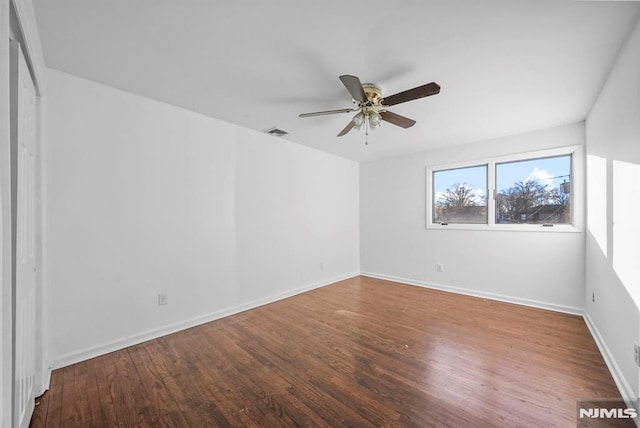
[219,318,383,426]
[90,351,126,427]
[126,344,196,427]
[233,309,403,425]
[31,276,632,427]
[97,348,154,427]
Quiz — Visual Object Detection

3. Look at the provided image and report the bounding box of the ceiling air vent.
[265,127,289,137]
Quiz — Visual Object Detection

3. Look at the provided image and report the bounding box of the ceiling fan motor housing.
[359,83,383,106]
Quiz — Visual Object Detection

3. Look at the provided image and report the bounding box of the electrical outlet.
[592,292,595,303]
[436,264,443,272]
[319,262,324,270]
[158,293,168,306]
[634,343,640,367]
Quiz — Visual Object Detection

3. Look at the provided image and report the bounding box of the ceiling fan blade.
[339,75,367,103]
[299,108,354,118]
[382,82,440,106]
[380,110,416,128]
[337,120,356,137]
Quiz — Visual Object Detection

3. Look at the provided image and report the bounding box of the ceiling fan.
[299,75,440,143]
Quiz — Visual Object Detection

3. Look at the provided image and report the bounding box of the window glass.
[495,155,571,224]
[432,165,488,224]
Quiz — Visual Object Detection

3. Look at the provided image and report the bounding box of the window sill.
[426,223,582,233]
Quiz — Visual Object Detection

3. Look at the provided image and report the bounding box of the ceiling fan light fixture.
[369,111,382,129]
[352,112,365,129]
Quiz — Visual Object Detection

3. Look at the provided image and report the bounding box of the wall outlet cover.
[158,293,168,306]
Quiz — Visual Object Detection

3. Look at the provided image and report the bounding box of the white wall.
[585,15,640,403]
[43,69,359,367]
[360,122,586,313]
[235,128,359,301]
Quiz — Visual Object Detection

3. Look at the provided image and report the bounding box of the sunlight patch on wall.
[587,155,607,257]
[613,159,640,306]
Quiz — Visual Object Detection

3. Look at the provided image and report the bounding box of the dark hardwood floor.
[31,276,630,427]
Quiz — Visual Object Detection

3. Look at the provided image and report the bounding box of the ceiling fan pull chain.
[365,114,369,145]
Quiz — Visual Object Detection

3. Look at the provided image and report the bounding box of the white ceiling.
[33,1,640,162]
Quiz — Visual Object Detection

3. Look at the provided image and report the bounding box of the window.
[495,155,571,225]
[432,165,487,224]
[427,147,580,231]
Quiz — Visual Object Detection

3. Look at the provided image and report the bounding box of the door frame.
[1,0,45,426]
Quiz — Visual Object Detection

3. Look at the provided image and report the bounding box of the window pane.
[495,154,571,224]
[433,165,487,224]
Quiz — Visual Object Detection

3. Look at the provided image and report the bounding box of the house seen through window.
[495,155,571,224]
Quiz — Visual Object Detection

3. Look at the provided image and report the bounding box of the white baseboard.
[360,271,584,315]
[36,368,51,397]
[583,312,636,408]
[49,272,359,370]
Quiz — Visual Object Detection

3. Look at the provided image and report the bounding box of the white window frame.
[426,145,583,232]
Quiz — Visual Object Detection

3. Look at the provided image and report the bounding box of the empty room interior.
[2,0,640,426]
